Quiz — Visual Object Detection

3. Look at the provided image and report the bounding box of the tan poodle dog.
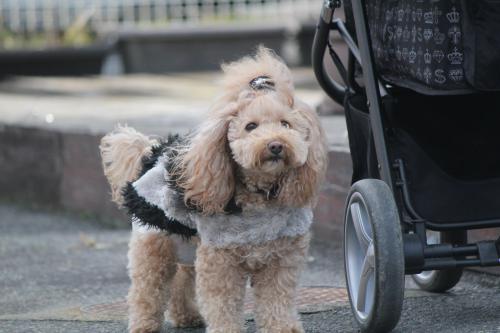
[100,47,327,333]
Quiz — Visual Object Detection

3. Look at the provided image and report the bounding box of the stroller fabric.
[345,90,500,224]
[347,0,500,94]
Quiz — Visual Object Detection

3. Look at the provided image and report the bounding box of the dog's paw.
[276,329,304,333]
[130,329,162,333]
[206,328,242,333]
[129,319,164,333]
[260,325,304,333]
[169,313,205,328]
[288,328,304,333]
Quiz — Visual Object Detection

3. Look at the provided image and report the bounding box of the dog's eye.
[245,122,258,131]
[281,120,291,129]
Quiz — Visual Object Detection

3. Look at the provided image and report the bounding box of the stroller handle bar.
[312,0,386,105]
[312,0,347,104]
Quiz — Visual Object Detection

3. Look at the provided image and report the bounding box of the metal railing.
[0,0,319,34]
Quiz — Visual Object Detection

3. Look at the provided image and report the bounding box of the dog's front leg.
[251,236,309,333]
[196,245,247,333]
[167,263,204,327]
[127,231,177,333]
[252,262,304,333]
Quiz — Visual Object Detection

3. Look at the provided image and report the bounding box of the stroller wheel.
[344,179,404,333]
[412,230,466,293]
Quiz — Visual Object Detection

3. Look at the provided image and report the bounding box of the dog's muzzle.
[268,141,283,155]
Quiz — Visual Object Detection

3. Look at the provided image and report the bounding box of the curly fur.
[100,125,157,206]
[127,231,177,333]
[277,99,328,208]
[196,234,310,333]
[172,101,238,215]
[99,46,328,333]
[168,264,204,328]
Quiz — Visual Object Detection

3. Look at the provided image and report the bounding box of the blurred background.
[0,0,322,75]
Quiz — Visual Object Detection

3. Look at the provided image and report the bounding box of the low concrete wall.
[0,124,349,234]
[0,125,126,226]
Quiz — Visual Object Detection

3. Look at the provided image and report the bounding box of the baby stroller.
[312,0,500,332]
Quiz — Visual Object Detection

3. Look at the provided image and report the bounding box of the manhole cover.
[81,301,127,317]
[80,287,347,319]
[244,287,348,313]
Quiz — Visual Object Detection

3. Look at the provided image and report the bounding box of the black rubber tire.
[411,231,467,293]
[344,179,405,333]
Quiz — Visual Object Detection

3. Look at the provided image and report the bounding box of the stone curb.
[0,124,127,227]
[0,123,351,236]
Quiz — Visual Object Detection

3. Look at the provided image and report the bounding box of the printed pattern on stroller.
[312,0,500,332]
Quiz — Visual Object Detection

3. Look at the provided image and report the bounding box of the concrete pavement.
[0,203,340,332]
[1,203,500,333]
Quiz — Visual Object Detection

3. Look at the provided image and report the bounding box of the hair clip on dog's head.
[249,75,275,91]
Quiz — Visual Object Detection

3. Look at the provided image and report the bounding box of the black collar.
[224,196,242,214]
[251,183,280,201]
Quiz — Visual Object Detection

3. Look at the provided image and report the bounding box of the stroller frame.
[313,0,500,331]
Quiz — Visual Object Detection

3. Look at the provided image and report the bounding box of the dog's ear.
[279,100,328,207]
[177,102,237,215]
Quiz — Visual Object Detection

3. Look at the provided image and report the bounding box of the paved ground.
[1,204,499,333]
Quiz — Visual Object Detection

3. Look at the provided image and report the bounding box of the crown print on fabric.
[424,49,432,64]
[448,26,461,45]
[433,27,445,45]
[449,68,464,82]
[446,7,460,23]
[402,47,409,61]
[423,67,432,84]
[403,25,411,42]
[432,50,445,63]
[397,8,405,21]
[447,47,463,65]
[408,47,417,64]
[386,8,394,21]
[411,8,422,22]
[432,7,442,24]
[423,28,433,42]
[366,0,469,91]
[423,11,433,24]
[396,26,403,40]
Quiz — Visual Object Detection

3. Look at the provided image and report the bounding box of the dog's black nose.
[268,141,283,155]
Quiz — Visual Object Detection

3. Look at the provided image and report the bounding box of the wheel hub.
[345,194,376,320]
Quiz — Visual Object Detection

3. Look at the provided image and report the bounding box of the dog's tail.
[99,125,156,206]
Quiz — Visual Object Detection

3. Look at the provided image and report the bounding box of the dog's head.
[228,93,309,175]
[176,47,327,214]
